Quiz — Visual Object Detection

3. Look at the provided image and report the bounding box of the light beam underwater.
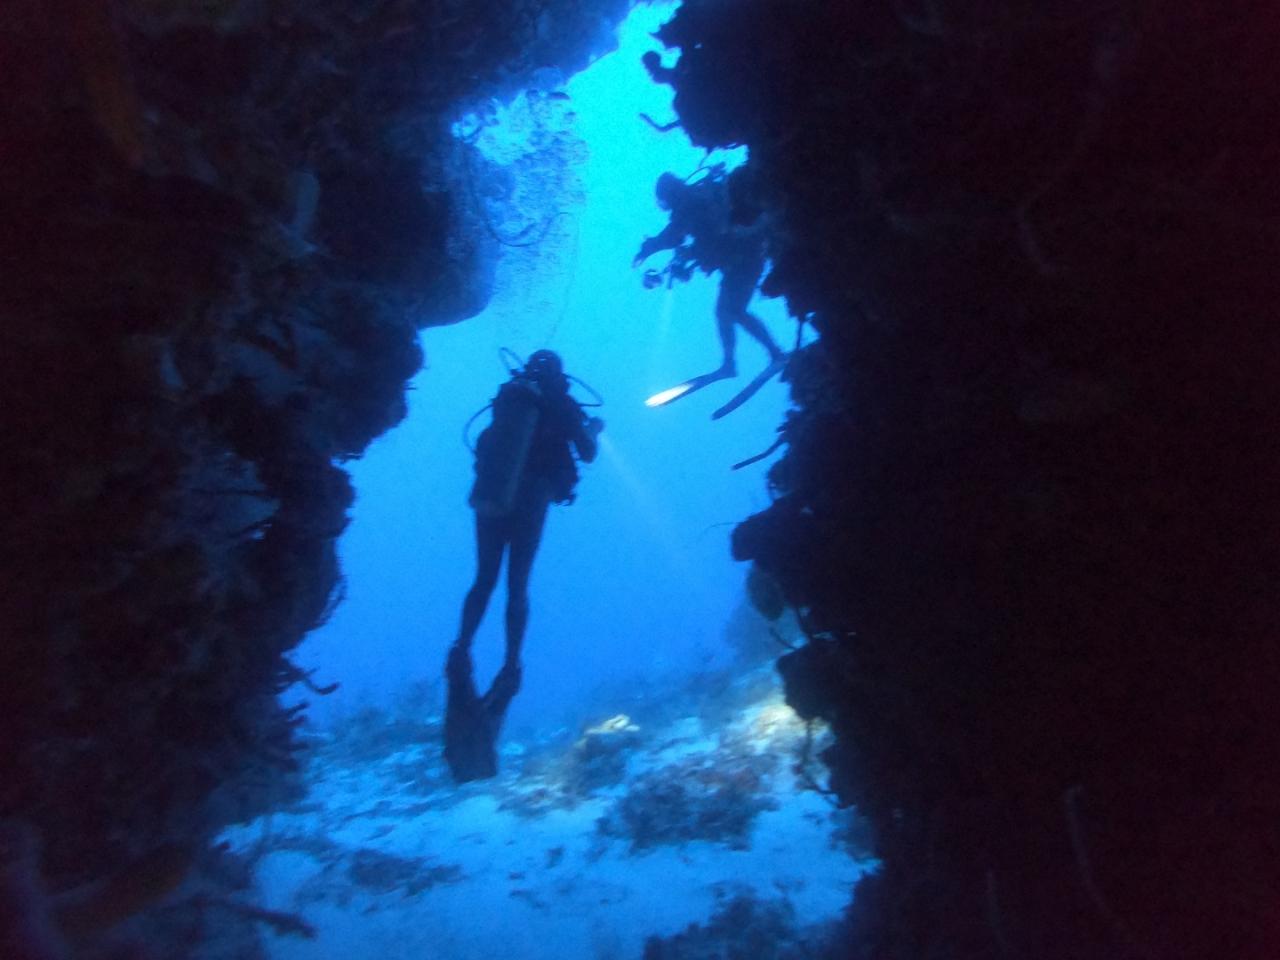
[644,382,694,407]
[594,432,705,587]
[644,368,737,408]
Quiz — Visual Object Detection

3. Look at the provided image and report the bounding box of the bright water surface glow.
[299,1,796,739]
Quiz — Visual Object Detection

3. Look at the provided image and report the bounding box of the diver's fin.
[443,647,498,783]
[482,664,522,721]
[645,369,734,408]
[711,355,788,420]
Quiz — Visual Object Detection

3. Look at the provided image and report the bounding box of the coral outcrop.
[597,750,779,852]
[643,892,835,960]
[653,1,1280,957]
[0,0,627,904]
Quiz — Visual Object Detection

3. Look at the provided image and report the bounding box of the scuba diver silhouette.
[444,349,603,782]
[633,170,786,408]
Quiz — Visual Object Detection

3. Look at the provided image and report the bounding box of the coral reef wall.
[655,1,1280,958]
[0,0,626,886]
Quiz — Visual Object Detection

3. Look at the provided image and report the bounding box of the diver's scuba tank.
[469,375,542,517]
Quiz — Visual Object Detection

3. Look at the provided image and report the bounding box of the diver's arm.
[633,219,688,266]
[573,414,604,463]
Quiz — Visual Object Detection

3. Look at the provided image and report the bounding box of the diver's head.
[655,172,683,211]
[525,349,567,392]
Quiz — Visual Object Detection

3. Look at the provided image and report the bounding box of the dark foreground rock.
[0,0,626,910]
[653,1,1280,958]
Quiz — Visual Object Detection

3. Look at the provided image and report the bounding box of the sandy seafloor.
[217,666,876,959]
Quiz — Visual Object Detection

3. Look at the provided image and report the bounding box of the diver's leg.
[739,311,784,362]
[482,496,548,713]
[503,496,549,669]
[455,515,505,652]
[712,270,745,377]
[719,258,783,364]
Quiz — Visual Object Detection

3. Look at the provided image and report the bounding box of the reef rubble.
[212,665,872,958]
[642,891,839,960]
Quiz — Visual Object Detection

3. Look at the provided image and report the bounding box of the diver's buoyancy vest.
[469,377,542,517]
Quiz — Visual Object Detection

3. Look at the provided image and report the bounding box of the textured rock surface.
[654,1,1280,957]
[0,0,626,893]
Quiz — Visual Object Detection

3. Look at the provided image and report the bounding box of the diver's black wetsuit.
[450,353,600,712]
[634,174,784,378]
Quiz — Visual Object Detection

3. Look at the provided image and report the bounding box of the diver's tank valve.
[469,376,542,517]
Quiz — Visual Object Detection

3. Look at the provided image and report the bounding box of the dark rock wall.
[655,1,1279,958]
[0,0,626,887]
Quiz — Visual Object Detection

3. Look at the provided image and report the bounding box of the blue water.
[215,11,870,957]
[298,2,796,739]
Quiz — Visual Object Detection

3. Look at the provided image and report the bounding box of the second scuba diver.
[633,170,786,392]
[444,349,603,781]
